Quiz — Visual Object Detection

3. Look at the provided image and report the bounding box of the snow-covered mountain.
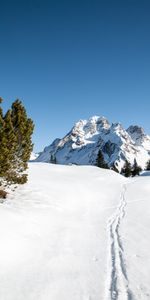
[30,152,40,161]
[36,116,150,171]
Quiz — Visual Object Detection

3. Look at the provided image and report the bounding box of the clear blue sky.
[1,0,150,152]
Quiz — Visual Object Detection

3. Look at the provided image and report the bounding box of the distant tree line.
[96,148,150,177]
[0,98,34,187]
[121,159,142,177]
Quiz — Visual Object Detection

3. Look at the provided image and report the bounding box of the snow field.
[0,163,124,300]
[0,163,150,300]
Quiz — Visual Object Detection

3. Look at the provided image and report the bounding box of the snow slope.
[0,163,150,300]
[36,116,150,171]
[119,174,150,299]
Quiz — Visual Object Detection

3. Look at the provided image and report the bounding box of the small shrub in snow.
[0,189,7,199]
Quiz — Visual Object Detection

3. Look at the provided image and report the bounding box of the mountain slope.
[36,116,150,171]
[0,163,124,300]
[0,163,150,299]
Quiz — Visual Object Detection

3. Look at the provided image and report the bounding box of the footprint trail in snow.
[105,185,134,300]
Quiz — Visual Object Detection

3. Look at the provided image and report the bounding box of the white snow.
[0,163,150,299]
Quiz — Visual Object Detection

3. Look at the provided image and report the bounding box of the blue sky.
[1,0,150,152]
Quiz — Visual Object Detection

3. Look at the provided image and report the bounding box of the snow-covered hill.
[36,116,150,171]
[0,163,150,300]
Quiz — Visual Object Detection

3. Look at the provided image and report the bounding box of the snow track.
[106,185,134,300]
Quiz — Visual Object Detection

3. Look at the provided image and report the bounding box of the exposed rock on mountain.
[36,116,150,171]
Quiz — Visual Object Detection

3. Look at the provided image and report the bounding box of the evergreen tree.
[131,159,142,177]
[50,154,57,164]
[96,149,109,169]
[0,97,3,120]
[53,156,57,164]
[0,110,17,177]
[121,160,132,177]
[0,98,34,186]
[0,98,5,177]
[146,159,150,171]
[111,163,119,173]
[10,100,34,182]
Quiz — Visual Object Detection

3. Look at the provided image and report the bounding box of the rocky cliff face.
[36,116,150,171]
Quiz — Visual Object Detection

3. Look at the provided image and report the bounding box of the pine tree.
[96,149,109,169]
[10,100,34,183]
[0,98,5,177]
[146,159,150,171]
[121,160,132,177]
[131,159,142,177]
[0,97,3,120]
[111,163,119,173]
[0,101,17,183]
[0,110,17,177]
[0,98,34,186]
[50,154,57,164]
[53,156,57,164]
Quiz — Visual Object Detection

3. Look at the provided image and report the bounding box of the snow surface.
[0,163,150,300]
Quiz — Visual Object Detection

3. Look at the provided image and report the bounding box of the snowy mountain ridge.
[36,116,150,171]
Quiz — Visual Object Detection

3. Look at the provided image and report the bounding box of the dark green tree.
[0,97,3,119]
[0,110,17,177]
[10,100,34,183]
[50,154,57,164]
[121,160,132,177]
[0,99,34,185]
[146,159,150,171]
[96,149,109,169]
[111,163,119,173]
[131,159,142,177]
[0,98,5,177]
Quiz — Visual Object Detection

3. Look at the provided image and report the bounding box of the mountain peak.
[36,116,150,171]
[127,125,145,136]
[127,125,147,145]
[88,115,110,128]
